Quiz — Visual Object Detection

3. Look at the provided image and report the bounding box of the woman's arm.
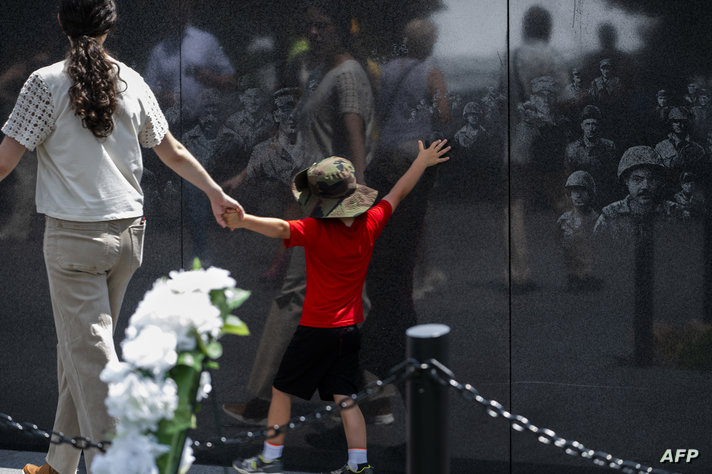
[0,136,26,182]
[153,131,244,227]
[224,210,291,239]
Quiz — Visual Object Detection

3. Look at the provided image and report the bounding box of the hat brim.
[292,168,378,218]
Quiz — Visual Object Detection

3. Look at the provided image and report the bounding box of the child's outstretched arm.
[223,209,291,239]
[382,139,450,211]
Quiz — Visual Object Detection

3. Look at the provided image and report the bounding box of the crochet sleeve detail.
[138,81,169,148]
[1,73,55,151]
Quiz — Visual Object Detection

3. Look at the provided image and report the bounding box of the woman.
[0,1,242,473]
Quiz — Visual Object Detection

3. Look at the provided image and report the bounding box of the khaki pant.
[43,216,144,474]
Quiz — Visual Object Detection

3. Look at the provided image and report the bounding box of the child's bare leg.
[267,386,292,445]
[335,394,367,449]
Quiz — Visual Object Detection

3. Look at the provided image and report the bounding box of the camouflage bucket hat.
[291,157,378,218]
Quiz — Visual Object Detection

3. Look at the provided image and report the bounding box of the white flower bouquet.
[93,260,250,474]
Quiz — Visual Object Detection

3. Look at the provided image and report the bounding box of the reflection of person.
[143,0,235,127]
[594,146,682,244]
[221,0,375,431]
[363,17,450,394]
[507,5,567,290]
[182,88,224,263]
[0,2,242,473]
[229,140,450,474]
[557,171,601,292]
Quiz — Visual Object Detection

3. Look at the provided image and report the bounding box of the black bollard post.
[406,324,450,474]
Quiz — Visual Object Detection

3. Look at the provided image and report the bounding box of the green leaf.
[222,315,250,336]
[203,341,223,359]
[175,351,204,372]
[227,289,251,310]
[192,257,202,270]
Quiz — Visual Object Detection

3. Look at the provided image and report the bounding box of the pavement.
[0,449,311,474]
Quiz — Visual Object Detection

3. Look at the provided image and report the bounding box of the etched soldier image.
[564,104,619,204]
[594,146,683,245]
[215,85,275,183]
[644,88,671,145]
[673,171,706,219]
[454,101,488,149]
[221,87,304,218]
[653,106,708,195]
[691,88,711,143]
[557,170,602,292]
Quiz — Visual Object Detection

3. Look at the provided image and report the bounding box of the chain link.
[0,359,685,473]
[0,413,111,453]
[193,358,418,449]
[420,359,681,474]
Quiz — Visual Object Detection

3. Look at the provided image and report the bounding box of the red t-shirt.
[284,200,392,328]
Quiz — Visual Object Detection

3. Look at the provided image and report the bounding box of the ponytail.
[59,0,120,138]
[66,35,119,138]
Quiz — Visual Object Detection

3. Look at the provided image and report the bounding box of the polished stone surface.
[1,1,712,473]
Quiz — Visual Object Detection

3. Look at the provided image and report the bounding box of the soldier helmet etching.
[617,146,665,181]
[565,170,597,197]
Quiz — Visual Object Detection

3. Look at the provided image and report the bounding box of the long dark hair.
[59,0,120,138]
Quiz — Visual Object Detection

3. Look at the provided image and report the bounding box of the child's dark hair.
[59,0,121,138]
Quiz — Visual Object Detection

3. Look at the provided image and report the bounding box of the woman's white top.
[2,59,168,221]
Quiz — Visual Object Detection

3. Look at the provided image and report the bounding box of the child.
[557,170,602,292]
[226,139,450,474]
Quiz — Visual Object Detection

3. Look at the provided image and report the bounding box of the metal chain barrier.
[0,358,683,474]
[419,358,681,474]
[0,413,111,453]
[193,358,418,449]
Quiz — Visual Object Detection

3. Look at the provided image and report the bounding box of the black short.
[273,324,361,401]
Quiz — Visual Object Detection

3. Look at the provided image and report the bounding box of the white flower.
[121,325,178,375]
[178,438,196,474]
[167,266,236,293]
[105,372,178,433]
[100,360,133,384]
[91,434,169,474]
[196,371,212,402]
[129,282,221,350]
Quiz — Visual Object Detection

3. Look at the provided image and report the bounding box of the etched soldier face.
[241,88,265,115]
[465,112,480,126]
[581,118,600,139]
[671,118,687,135]
[688,83,699,95]
[657,95,668,107]
[569,187,591,209]
[600,64,613,79]
[626,167,662,207]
